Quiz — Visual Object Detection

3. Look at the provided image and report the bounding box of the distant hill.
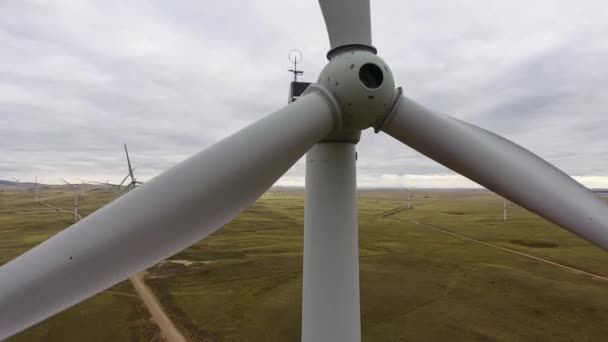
[0,180,46,190]
[0,180,114,191]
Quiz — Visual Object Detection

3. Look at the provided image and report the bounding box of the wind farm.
[2,0,608,341]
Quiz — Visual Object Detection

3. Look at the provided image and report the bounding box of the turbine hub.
[317,50,395,133]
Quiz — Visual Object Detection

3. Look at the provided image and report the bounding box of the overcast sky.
[1,0,607,188]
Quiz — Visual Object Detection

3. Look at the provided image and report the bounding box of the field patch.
[509,239,559,248]
[1,189,160,342]
[441,210,470,215]
[3,189,608,341]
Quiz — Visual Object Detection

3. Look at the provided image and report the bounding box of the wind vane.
[288,49,303,82]
[287,49,310,103]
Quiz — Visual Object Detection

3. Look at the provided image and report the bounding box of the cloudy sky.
[1,0,607,188]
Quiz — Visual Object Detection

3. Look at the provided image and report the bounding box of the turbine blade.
[124,143,135,182]
[318,0,373,55]
[117,173,130,187]
[91,181,119,188]
[0,92,336,339]
[59,177,77,190]
[91,181,109,185]
[380,93,608,250]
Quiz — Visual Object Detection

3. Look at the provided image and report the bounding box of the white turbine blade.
[318,0,372,53]
[117,172,131,187]
[0,92,336,339]
[124,144,135,182]
[91,181,112,186]
[92,181,120,189]
[59,177,77,190]
[380,93,608,250]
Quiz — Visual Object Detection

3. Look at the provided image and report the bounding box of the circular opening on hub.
[359,63,384,89]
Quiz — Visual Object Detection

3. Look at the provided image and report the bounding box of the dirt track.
[39,202,82,220]
[35,202,186,340]
[411,221,608,282]
[130,273,188,342]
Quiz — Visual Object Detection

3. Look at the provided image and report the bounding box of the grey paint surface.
[382,95,608,251]
[0,93,336,339]
[318,0,372,50]
[303,143,360,342]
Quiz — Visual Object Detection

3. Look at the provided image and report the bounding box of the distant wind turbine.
[12,177,21,190]
[401,185,415,209]
[92,169,134,193]
[59,178,88,223]
[123,144,144,191]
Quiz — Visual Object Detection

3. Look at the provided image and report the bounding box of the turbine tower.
[2,1,608,340]
[59,178,87,223]
[401,185,415,209]
[12,177,21,190]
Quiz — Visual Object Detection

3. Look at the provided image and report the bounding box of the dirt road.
[39,202,82,220]
[35,202,186,340]
[130,273,188,342]
[411,221,608,282]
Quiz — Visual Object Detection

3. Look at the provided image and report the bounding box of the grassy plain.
[2,188,608,341]
[0,188,160,342]
[147,190,608,342]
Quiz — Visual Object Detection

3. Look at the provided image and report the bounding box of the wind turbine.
[92,171,133,193]
[12,177,21,190]
[123,144,143,191]
[59,178,88,223]
[401,185,415,209]
[1,1,608,340]
[92,145,141,193]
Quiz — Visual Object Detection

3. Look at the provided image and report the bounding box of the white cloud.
[1,0,607,189]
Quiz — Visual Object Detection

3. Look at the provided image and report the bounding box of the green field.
[148,190,608,341]
[2,188,608,341]
[0,188,160,342]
